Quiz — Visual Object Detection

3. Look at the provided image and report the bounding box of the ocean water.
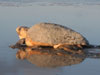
[0,0,100,75]
[0,0,100,6]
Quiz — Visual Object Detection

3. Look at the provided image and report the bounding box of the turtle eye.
[18,27,22,31]
[25,27,29,31]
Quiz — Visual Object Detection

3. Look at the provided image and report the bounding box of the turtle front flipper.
[9,38,26,49]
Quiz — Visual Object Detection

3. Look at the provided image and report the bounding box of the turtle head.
[16,26,29,39]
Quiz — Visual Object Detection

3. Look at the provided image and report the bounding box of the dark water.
[0,0,100,75]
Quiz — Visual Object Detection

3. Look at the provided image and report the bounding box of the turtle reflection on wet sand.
[10,22,94,53]
[16,46,86,67]
[15,47,100,67]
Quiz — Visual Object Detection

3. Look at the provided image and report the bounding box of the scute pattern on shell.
[27,23,89,45]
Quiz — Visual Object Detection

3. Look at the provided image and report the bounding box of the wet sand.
[0,1,100,75]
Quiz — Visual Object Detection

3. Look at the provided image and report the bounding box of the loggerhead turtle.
[13,23,89,51]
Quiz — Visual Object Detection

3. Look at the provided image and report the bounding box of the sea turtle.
[13,23,89,51]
